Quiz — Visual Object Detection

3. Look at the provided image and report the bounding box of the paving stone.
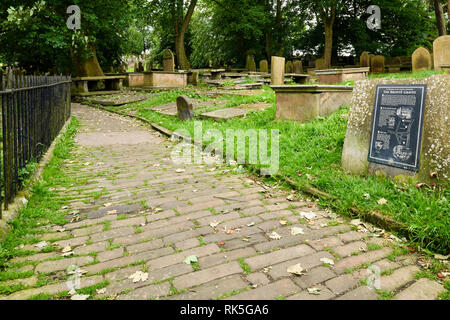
[72,225,104,237]
[73,241,108,255]
[39,232,71,241]
[173,261,243,289]
[98,248,125,262]
[199,247,257,269]
[0,276,39,288]
[117,282,171,300]
[241,206,266,216]
[35,256,94,273]
[254,225,350,253]
[222,233,267,251]
[245,245,315,271]
[293,266,336,289]
[307,236,343,251]
[147,243,220,270]
[268,251,335,280]
[169,274,248,300]
[11,252,59,264]
[393,278,445,300]
[90,226,135,243]
[126,239,164,254]
[380,265,421,291]
[104,265,142,282]
[287,286,335,300]
[337,286,378,300]
[175,238,200,250]
[0,275,103,300]
[334,241,367,257]
[225,279,299,300]
[246,273,270,286]
[85,247,173,274]
[110,216,146,229]
[258,210,292,221]
[334,247,393,274]
[325,273,361,295]
[64,215,116,230]
[338,231,366,243]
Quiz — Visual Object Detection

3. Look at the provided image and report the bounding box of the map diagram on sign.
[369,85,426,171]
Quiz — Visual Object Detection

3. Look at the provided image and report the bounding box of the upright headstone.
[433,35,450,71]
[285,61,294,73]
[315,58,326,70]
[246,53,257,72]
[271,56,285,85]
[163,49,175,72]
[260,60,269,73]
[177,95,194,121]
[138,62,144,72]
[360,52,370,68]
[293,60,303,73]
[412,47,432,73]
[371,55,385,74]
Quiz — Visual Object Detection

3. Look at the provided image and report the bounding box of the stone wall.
[342,74,450,183]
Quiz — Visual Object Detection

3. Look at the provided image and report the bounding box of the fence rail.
[0,71,71,218]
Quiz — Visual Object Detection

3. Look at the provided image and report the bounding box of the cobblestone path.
[1,104,445,300]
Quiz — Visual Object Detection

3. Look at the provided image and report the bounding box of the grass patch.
[0,117,80,272]
[238,258,251,274]
[120,87,448,254]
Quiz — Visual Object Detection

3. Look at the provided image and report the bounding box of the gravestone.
[371,55,385,74]
[271,56,285,85]
[246,53,257,72]
[360,52,370,68]
[138,62,144,72]
[188,71,199,85]
[412,47,432,73]
[285,61,294,73]
[176,95,194,121]
[293,60,303,74]
[433,35,450,71]
[163,49,175,72]
[315,58,326,70]
[342,74,450,183]
[260,60,269,73]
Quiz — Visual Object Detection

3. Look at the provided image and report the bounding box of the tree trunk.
[324,23,333,68]
[173,0,197,70]
[265,31,273,59]
[70,45,104,77]
[175,32,190,69]
[448,0,450,32]
[434,0,447,36]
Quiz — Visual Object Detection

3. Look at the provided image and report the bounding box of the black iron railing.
[0,71,71,217]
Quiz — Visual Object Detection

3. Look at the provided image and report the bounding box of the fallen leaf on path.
[107,210,118,215]
[286,195,295,201]
[307,288,321,295]
[351,219,362,226]
[176,169,186,173]
[246,222,255,227]
[269,232,281,240]
[71,294,90,300]
[104,203,113,208]
[279,220,288,226]
[62,251,74,257]
[35,241,48,249]
[300,212,316,220]
[210,221,221,228]
[320,257,334,265]
[183,255,198,265]
[96,288,107,295]
[62,246,72,253]
[377,198,388,205]
[434,254,449,260]
[363,193,371,199]
[129,271,149,283]
[291,227,304,236]
[287,264,306,276]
